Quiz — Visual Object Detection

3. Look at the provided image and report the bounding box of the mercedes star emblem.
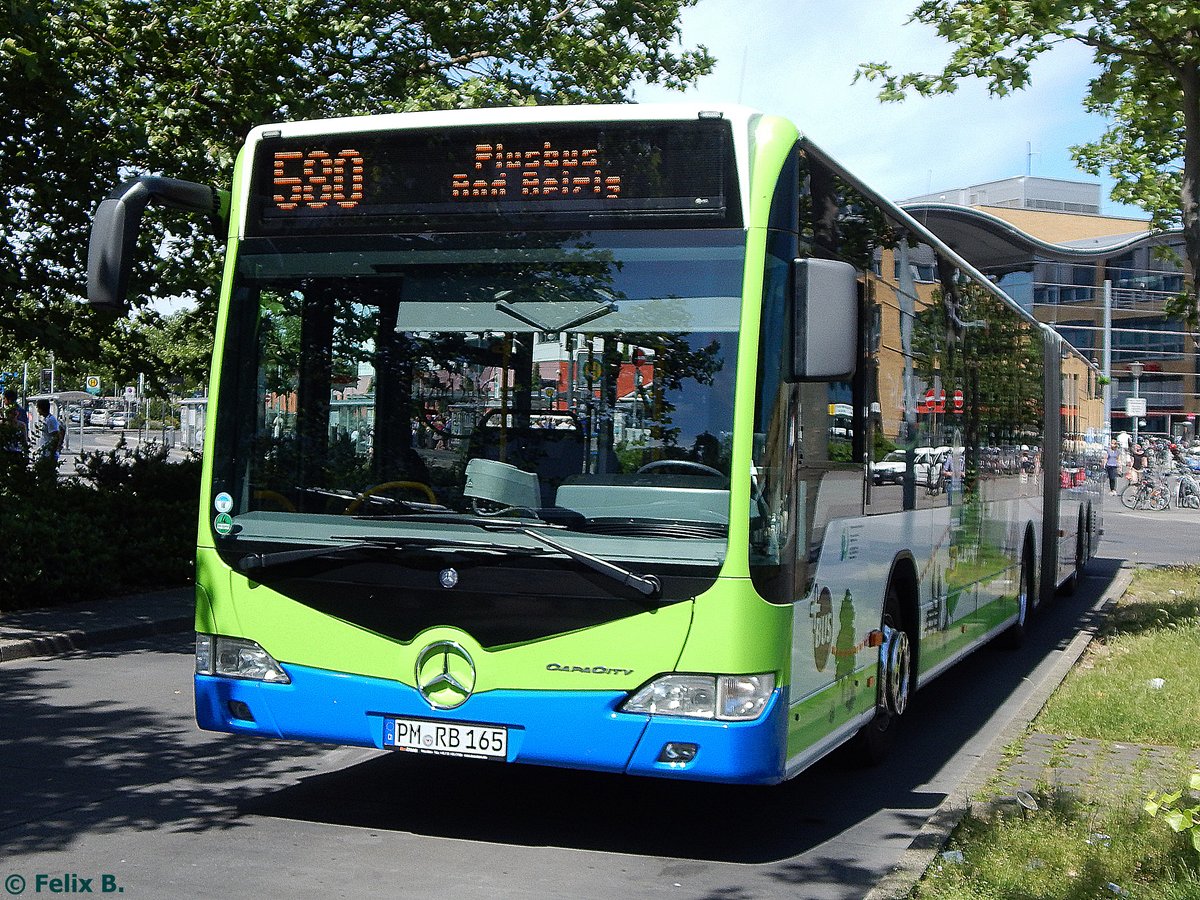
[415,641,476,709]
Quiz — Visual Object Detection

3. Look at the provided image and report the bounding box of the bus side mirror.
[87,176,229,309]
[790,258,858,381]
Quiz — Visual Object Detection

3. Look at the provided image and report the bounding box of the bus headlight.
[195,633,290,684]
[718,673,777,720]
[622,673,775,721]
[195,634,212,674]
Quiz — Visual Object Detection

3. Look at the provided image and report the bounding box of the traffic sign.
[124,386,136,400]
[1125,397,1147,417]
[85,375,101,396]
[953,389,964,412]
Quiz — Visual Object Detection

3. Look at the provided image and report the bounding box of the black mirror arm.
[87,176,229,309]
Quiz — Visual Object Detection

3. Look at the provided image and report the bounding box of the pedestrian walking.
[942,449,965,505]
[1105,440,1120,495]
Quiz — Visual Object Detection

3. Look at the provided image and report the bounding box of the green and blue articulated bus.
[88,104,1103,784]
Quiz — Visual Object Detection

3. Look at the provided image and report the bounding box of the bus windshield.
[213,228,744,568]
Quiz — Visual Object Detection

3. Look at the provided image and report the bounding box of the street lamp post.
[1129,360,1144,446]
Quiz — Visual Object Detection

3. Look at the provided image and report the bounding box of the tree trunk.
[1180,64,1200,338]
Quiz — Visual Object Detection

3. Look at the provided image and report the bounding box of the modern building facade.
[902,177,1195,443]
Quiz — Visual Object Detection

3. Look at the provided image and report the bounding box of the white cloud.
[635,0,1145,217]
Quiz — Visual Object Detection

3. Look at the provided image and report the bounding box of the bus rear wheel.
[999,544,1034,648]
[1062,515,1085,596]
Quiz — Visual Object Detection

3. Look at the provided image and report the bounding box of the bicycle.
[1120,473,1170,510]
[1174,466,1200,509]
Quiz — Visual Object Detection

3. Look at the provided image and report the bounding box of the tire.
[1119,485,1140,509]
[849,584,913,766]
[1061,521,1084,596]
[1000,545,1034,648]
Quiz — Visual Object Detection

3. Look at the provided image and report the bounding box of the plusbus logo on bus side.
[812,587,834,673]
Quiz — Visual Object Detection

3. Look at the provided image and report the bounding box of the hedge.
[0,440,200,611]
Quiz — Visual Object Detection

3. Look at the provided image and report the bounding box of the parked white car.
[871,449,909,484]
[871,446,950,486]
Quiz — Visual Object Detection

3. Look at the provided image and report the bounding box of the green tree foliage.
[0,0,712,372]
[856,1,1200,329]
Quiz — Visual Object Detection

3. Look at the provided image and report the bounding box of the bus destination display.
[248,120,736,233]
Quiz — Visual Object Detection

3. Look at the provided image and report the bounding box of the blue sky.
[633,0,1147,220]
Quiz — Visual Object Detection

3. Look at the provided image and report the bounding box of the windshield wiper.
[240,517,661,599]
[349,514,661,598]
[238,540,383,572]
[237,535,547,573]
[350,511,561,528]
[512,527,661,599]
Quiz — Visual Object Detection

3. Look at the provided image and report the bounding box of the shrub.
[0,441,200,611]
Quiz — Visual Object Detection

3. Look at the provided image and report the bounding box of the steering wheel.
[636,459,725,478]
[343,480,438,515]
[252,489,297,513]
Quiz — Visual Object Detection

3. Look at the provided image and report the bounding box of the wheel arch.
[1024,521,1039,605]
[885,552,921,683]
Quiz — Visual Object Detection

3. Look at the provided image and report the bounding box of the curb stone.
[0,616,194,663]
[0,587,194,664]
[863,563,1137,900]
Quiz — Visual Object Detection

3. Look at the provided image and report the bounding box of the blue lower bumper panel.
[195,664,788,784]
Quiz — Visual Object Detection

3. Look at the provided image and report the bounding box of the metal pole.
[1133,372,1139,446]
[1132,365,1142,446]
[1103,280,1112,439]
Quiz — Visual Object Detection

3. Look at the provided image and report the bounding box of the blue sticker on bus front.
[214,492,233,514]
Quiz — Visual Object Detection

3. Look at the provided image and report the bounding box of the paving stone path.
[989,731,1200,805]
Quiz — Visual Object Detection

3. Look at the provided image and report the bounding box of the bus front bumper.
[195,663,788,784]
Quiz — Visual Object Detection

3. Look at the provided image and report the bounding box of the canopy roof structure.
[901,202,1164,269]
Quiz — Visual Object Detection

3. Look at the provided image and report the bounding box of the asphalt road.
[52,425,196,471]
[0,561,1145,899]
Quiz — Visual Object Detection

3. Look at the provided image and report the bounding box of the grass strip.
[913,566,1200,899]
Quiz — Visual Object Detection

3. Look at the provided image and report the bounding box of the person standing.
[1104,440,1120,495]
[35,399,64,465]
[1129,442,1147,484]
[2,387,29,465]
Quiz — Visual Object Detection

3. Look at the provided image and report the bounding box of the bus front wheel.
[850,586,912,765]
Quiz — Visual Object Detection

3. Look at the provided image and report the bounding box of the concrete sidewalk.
[0,586,193,663]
